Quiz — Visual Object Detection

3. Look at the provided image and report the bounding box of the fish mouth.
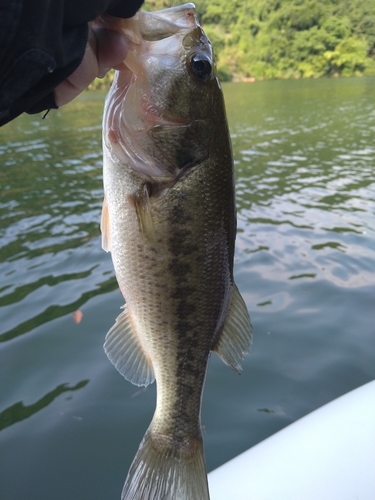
[104,67,192,181]
[103,4,204,180]
[121,5,200,125]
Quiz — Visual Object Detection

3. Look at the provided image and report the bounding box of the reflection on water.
[0,95,118,348]
[228,78,375,293]
[0,274,117,343]
[0,381,89,431]
[0,79,374,500]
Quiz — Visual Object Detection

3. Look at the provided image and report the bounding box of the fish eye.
[189,53,212,82]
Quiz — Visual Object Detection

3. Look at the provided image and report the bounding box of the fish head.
[103,3,224,181]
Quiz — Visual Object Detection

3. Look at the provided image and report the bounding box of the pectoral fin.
[134,186,160,251]
[104,306,155,387]
[213,284,252,373]
[100,196,111,253]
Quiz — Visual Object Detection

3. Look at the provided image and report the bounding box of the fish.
[100,3,252,499]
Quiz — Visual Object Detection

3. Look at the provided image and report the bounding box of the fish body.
[101,4,252,499]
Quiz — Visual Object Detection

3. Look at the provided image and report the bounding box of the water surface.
[1,78,374,499]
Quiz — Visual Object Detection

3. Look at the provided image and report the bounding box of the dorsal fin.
[104,306,155,387]
[212,284,252,373]
[100,196,111,253]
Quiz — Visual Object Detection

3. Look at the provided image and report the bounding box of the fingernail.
[98,67,112,78]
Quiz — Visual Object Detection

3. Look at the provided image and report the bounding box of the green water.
[1,78,374,499]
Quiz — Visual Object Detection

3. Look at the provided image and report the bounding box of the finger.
[94,27,128,77]
[54,25,99,106]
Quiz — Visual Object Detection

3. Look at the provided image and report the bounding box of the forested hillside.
[144,0,375,80]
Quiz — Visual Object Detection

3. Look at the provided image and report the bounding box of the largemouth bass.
[101,4,252,499]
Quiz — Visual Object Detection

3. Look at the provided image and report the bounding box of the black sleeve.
[0,0,144,127]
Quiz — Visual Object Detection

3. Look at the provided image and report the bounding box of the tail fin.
[121,428,210,500]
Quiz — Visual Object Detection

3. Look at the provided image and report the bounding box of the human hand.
[53,22,128,107]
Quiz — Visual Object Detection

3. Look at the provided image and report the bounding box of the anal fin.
[213,284,252,373]
[104,306,155,387]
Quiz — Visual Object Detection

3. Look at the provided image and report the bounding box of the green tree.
[89,0,375,87]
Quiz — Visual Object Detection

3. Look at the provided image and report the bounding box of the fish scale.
[100,4,252,499]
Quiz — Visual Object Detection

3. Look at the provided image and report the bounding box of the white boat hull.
[208,380,375,500]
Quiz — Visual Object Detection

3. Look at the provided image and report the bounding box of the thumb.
[53,24,128,107]
[94,26,128,77]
